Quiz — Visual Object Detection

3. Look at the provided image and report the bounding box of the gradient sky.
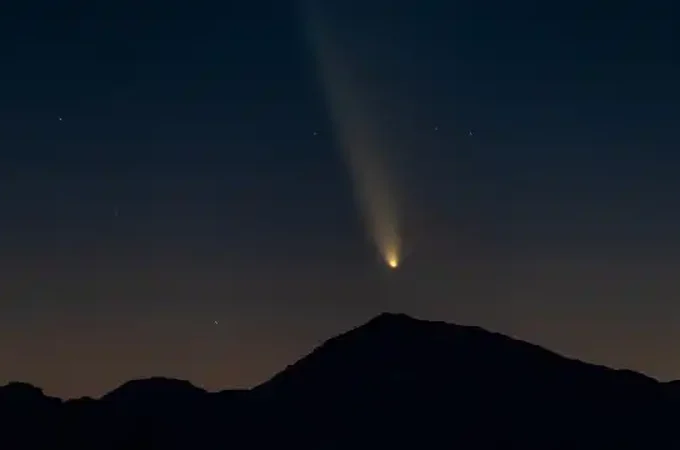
[1,0,679,398]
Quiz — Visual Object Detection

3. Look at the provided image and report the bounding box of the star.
[312,131,318,136]
[58,117,63,121]
[214,320,219,325]
[434,126,439,131]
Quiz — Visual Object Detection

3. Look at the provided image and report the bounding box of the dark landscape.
[2,312,677,449]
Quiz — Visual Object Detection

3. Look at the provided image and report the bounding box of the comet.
[301,2,403,269]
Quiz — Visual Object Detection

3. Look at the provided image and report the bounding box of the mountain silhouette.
[1,312,678,449]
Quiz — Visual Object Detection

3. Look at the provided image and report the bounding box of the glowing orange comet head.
[385,246,399,269]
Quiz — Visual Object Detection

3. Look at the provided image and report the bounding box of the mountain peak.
[256,310,655,403]
[370,311,416,322]
[0,382,51,404]
[0,382,44,395]
[102,377,206,403]
[363,312,420,328]
[255,312,518,397]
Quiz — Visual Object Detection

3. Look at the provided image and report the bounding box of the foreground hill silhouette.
[2,312,679,449]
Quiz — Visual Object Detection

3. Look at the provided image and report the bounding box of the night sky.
[1,0,679,398]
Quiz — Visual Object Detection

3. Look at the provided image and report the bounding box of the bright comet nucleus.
[384,243,400,269]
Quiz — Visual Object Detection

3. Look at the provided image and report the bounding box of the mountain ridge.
[1,312,677,449]
[0,312,666,400]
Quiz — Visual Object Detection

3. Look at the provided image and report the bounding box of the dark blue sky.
[1,0,679,397]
